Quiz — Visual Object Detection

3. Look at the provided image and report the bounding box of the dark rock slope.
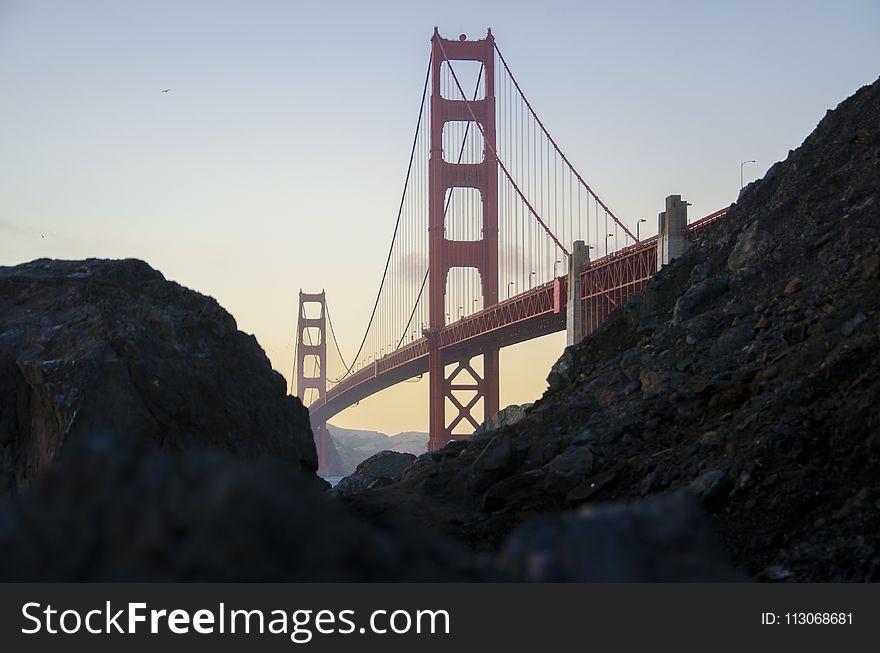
[0,258,316,493]
[347,77,880,581]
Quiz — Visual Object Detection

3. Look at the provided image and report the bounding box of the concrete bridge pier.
[312,422,330,476]
[657,195,689,270]
[566,240,591,346]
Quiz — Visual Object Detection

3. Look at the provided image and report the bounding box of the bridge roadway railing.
[578,236,659,337]
[687,207,730,237]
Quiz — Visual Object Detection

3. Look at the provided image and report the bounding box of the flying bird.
[161,88,171,93]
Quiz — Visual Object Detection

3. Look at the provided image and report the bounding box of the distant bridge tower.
[426,28,500,452]
[296,290,329,475]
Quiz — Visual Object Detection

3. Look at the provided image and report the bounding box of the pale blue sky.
[1,1,878,432]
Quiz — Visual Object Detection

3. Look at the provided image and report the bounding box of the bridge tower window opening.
[301,326,322,346]
[442,121,484,165]
[439,59,484,101]
[445,267,484,324]
[444,187,484,241]
[301,355,322,379]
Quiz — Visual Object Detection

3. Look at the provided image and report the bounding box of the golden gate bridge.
[291,29,729,473]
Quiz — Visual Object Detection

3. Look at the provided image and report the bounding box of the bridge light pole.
[606,233,614,256]
[740,160,756,191]
[529,271,536,289]
[554,259,562,277]
[637,218,647,241]
[507,281,514,298]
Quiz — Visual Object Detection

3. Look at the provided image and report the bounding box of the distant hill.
[325,424,427,477]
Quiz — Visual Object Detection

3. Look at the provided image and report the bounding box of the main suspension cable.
[493,42,637,242]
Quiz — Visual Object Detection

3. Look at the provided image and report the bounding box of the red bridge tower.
[427,29,499,451]
[296,290,329,475]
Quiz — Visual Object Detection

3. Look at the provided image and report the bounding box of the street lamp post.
[529,271,536,289]
[553,259,561,277]
[637,218,647,241]
[605,233,614,256]
[507,281,514,298]
[740,160,756,191]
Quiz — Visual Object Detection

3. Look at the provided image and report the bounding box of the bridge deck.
[310,278,566,425]
[309,208,729,425]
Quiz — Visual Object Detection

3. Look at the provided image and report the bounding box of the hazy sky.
[2,1,878,434]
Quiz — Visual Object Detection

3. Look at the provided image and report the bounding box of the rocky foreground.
[0,77,876,581]
[344,77,880,581]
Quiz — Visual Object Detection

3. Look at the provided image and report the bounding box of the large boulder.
[475,403,532,435]
[0,258,316,493]
[334,450,416,497]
